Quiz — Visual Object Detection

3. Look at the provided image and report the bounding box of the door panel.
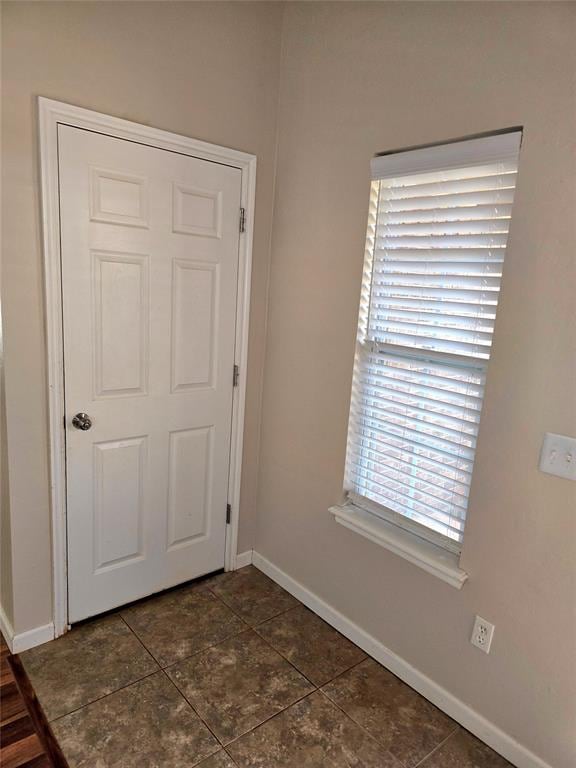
[93,250,149,397]
[166,426,213,550]
[171,260,218,391]
[59,125,241,622]
[93,436,146,572]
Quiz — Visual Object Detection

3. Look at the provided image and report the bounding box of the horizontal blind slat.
[347,446,470,502]
[381,172,517,199]
[350,419,474,474]
[371,284,499,304]
[376,233,510,249]
[384,203,513,224]
[376,262,503,276]
[353,414,477,456]
[349,465,469,517]
[369,309,495,333]
[367,332,491,358]
[357,382,482,422]
[354,399,479,442]
[348,436,473,483]
[377,219,510,236]
[361,351,486,394]
[382,188,516,211]
[378,248,505,262]
[373,274,501,289]
[353,481,466,535]
[367,295,498,318]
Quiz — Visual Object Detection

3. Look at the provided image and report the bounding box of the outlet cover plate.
[539,433,576,481]
[471,615,494,654]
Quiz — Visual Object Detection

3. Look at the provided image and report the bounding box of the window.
[344,131,522,553]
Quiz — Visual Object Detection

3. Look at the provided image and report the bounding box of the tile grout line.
[207,569,369,689]
[150,575,328,754]
[223,687,319,752]
[222,746,240,767]
[316,655,370,688]
[252,626,319,689]
[412,725,462,767]
[320,656,464,768]
[160,627,252,675]
[208,579,366,691]
[118,612,226,758]
[159,665,224,753]
[203,572,395,753]
[319,677,460,768]
[204,583,298,629]
[118,611,223,746]
[121,581,253,669]
[316,686,409,767]
[199,575,387,757]
[48,668,161,726]
[167,664,317,752]
[118,613,165,668]
[38,606,185,727]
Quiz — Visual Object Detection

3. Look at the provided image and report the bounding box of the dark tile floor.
[20,566,512,768]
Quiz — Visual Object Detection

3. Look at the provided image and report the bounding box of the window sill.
[329,503,468,589]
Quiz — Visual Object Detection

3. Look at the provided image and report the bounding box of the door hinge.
[226,503,232,524]
[239,207,246,233]
[233,364,239,388]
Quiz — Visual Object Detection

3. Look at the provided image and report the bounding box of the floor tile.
[227,690,402,768]
[121,582,246,667]
[322,659,457,767]
[20,614,158,721]
[52,671,219,768]
[419,728,512,767]
[206,566,298,626]
[198,751,238,768]
[257,604,366,686]
[167,629,314,744]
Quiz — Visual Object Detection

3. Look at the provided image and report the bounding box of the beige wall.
[256,3,576,768]
[0,297,14,626]
[0,0,284,631]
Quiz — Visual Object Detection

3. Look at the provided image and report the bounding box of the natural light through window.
[344,131,522,552]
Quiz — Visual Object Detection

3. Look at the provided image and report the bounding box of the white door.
[59,125,242,622]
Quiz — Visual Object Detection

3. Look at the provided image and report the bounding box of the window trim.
[347,491,462,555]
[371,129,522,179]
[330,502,468,589]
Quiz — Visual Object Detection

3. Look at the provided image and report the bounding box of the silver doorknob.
[72,413,92,431]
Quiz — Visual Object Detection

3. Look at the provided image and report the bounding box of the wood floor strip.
[7,654,68,768]
[1,733,45,768]
[1,712,36,748]
[0,635,68,768]
[1,680,28,722]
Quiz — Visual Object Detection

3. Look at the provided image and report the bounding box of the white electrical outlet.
[539,433,576,481]
[471,615,495,654]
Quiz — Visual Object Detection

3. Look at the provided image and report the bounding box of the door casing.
[38,97,256,638]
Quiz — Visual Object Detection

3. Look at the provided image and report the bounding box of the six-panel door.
[59,125,241,622]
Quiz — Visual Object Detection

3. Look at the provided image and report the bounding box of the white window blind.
[345,131,522,552]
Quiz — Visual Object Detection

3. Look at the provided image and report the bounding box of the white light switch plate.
[539,433,576,481]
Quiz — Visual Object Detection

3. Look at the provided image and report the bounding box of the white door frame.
[38,97,256,638]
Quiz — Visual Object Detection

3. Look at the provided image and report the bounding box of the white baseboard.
[234,550,253,569]
[0,603,15,651]
[0,603,54,653]
[12,623,55,653]
[252,551,551,768]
